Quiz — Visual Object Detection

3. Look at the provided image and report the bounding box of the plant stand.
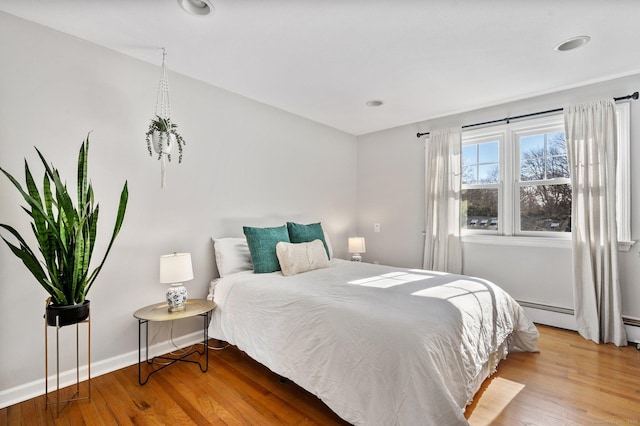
[44,300,91,416]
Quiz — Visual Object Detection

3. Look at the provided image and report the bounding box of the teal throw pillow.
[286,222,330,259]
[243,225,290,273]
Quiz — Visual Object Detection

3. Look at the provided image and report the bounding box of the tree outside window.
[518,131,570,233]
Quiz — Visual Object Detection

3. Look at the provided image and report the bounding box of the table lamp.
[160,252,194,312]
[348,237,366,262]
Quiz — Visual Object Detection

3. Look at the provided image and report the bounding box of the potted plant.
[0,135,128,327]
[145,115,186,163]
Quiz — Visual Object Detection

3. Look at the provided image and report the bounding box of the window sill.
[462,235,571,248]
[619,240,636,252]
[462,235,636,251]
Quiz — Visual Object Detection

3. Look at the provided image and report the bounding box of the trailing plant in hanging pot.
[0,135,128,327]
[146,49,187,189]
[145,115,186,163]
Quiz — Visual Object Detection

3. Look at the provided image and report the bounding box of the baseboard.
[521,304,578,331]
[0,330,203,409]
[519,301,640,344]
[623,315,640,344]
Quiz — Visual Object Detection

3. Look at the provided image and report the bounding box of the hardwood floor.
[1,325,639,425]
[466,325,640,425]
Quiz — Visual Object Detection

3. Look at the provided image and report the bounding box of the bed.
[207,233,539,426]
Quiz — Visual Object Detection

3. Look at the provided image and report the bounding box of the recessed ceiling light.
[177,0,214,16]
[366,100,384,107]
[554,35,590,52]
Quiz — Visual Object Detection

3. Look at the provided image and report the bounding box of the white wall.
[357,74,640,330]
[0,12,357,405]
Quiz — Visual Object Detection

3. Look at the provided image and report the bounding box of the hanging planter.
[145,49,187,188]
[145,116,184,161]
[152,129,174,156]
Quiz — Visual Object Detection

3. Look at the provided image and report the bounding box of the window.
[460,103,631,247]
[461,135,502,233]
[515,125,570,235]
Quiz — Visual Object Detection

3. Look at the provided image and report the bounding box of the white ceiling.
[1,0,640,135]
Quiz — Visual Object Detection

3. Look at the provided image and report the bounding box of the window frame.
[460,131,504,236]
[460,102,633,250]
[616,102,632,250]
[513,117,570,238]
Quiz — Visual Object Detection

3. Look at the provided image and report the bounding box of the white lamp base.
[351,253,362,262]
[167,283,188,312]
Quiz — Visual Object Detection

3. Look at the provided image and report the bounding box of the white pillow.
[207,278,219,301]
[213,237,253,277]
[276,240,329,277]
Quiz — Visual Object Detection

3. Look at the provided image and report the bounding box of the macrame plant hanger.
[156,48,172,189]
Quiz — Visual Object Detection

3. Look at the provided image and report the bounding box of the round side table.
[133,299,216,385]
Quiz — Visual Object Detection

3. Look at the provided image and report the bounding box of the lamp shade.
[159,252,194,284]
[348,237,366,254]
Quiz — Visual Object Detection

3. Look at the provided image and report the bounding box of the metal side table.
[133,299,215,385]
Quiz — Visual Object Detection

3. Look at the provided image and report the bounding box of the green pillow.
[286,222,330,259]
[243,225,290,273]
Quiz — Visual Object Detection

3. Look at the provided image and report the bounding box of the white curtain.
[564,100,627,346]
[423,128,462,273]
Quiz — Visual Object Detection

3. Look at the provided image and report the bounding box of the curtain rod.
[416,91,639,138]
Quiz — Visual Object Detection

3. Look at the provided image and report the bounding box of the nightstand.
[133,299,216,385]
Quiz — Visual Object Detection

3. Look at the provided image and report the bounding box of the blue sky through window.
[463,141,499,184]
[478,141,498,163]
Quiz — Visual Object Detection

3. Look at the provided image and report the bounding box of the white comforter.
[208,259,538,425]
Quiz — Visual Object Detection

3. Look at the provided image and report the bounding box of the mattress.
[208,259,539,425]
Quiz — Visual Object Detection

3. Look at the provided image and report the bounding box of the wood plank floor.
[1,325,639,425]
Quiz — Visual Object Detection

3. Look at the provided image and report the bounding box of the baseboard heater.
[517,300,639,328]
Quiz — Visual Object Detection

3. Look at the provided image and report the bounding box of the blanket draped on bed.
[209,259,539,426]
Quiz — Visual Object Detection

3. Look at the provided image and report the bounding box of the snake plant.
[0,135,128,306]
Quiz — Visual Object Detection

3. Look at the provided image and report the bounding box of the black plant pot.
[45,300,90,327]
